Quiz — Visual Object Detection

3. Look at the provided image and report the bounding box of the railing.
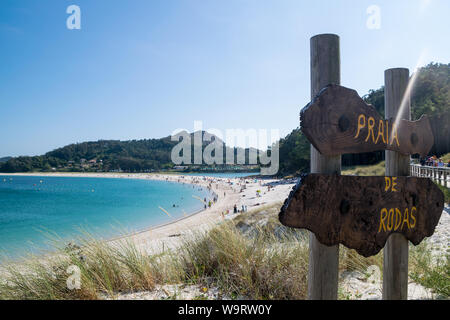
[410,164,450,188]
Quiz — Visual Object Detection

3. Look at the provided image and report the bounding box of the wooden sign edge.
[279,174,445,257]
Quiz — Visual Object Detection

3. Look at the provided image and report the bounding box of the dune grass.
[0,236,161,300]
[441,152,450,163]
[0,204,311,300]
[174,221,309,299]
[409,241,450,298]
[436,184,450,204]
[342,161,386,176]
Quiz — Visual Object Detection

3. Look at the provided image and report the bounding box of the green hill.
[0,132,259,173]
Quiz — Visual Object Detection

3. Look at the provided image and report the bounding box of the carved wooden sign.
[300,84,434,157]
[279,174,444,257]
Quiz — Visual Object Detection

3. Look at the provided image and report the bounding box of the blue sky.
[0,0,449,157]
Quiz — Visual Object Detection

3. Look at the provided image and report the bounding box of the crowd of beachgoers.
[419,156,450,167]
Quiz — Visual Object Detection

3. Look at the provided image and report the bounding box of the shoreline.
[0,172,246,255]
[0,172,295,256]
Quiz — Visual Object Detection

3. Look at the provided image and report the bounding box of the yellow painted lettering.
[392,177,398,192]
[394,208,402,231]
[355,114,366,139]
[401,208,410,230]
[365,117,376,143]
[390,123,400,147]
[387,208,394,231]
[378,208,388,232]
[375,119,386,144]
[385,177,391,192]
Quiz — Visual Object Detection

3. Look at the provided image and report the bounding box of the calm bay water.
[0,176,211,258]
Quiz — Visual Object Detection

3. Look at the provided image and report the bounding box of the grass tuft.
[342,161,385,176]
[409,241,450,299]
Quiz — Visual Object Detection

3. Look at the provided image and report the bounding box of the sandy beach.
[0,172,296,255]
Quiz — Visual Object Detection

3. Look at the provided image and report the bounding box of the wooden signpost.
[307,33,341,300]
[300,84,435,157]
[281,34,445,300]
[279,174,444,257]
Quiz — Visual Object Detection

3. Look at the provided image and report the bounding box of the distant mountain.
[0,131,261,173]
[0,157,12,163]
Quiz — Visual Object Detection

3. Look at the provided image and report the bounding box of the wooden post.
[383,68,410,300]
[308,34,341,300]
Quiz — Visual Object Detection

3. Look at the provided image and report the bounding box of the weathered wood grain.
[308,33,340,300]
[383,67,410,300]
[300,84,434,157]
[279,174,444,257]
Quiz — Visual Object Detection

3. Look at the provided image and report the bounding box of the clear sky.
[1,0,449,157]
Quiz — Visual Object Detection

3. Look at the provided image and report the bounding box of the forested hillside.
[0,133,257,173]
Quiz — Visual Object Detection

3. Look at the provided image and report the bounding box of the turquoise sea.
[0,176,211,258]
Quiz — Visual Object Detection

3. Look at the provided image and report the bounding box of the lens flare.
[392,50,429,132]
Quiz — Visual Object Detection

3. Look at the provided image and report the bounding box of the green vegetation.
[362,62,449,120]
[442,152,450,163]
[0,133,258,173]
[436,184,450,204]
[0,236,159,300]
[277,128,310,176]
[342,161,386,176]
[0,138,178,173]
[410,241,450,298]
